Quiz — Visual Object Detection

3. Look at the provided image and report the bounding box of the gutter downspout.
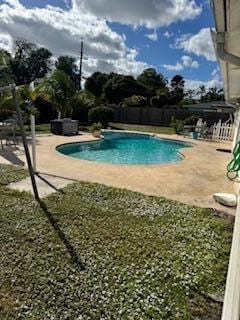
[211,29,240,67]
[211,30,240,148]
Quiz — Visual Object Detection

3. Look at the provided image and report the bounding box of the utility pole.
[79,40,83,91]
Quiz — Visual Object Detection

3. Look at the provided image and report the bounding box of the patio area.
[0,131,234,214]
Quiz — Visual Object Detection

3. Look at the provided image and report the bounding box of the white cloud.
[181,55,199,68]
[162,62,183,72]
[0,0,150,77]
[163,31,174,38]
[162,55,199,71]
[174,28,216,61]
[0,33,13,52]
[185,69,223,91]
[72,0,202,29]
[145,31,158,41]
[191,60,199,68]
[3,0,22,9]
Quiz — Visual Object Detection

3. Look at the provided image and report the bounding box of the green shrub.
[183,114,199,126]
[122,95,147,108]
[70,90,95,122]
[170,115,200,134]
[88,106,114,127]
[89,122,102,132]
[150,94,168,108]
[170,117,184,134]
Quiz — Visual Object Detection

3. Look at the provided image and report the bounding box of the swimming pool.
[56,131,192,165]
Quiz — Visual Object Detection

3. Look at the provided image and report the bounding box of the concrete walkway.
[0,132,235,214]
[9,173,76,197]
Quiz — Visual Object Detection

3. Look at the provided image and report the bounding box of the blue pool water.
[57,132,192,165]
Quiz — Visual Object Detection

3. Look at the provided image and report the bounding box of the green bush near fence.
[122,95,147,108]
[88,106,114,127]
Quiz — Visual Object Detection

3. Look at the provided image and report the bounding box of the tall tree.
[205,87,224,102]
[103,74,149,104]
[55,56,78,88]
[169,75,185,105]
[198,85,206,102]
[151,87,170,107]
[85,72,115,98]
[0,49,14,87]
[10,40,52,85]
[137,68,168,94]
[171,75,185,89]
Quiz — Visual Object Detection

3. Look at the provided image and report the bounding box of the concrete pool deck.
[0,131,235,214]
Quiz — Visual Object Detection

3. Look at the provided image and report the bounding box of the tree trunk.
[57,110,61,119]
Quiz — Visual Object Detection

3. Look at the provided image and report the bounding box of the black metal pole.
[79,40,83,91]
[11,85,40,202]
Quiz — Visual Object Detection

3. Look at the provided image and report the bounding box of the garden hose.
[227,141,240,180]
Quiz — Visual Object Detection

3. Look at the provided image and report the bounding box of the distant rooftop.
[184,101,234,113]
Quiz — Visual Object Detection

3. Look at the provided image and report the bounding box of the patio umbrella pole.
[11,85,40,202]
[30,114,36,172]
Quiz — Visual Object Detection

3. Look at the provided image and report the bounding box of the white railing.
[212,119,234,141]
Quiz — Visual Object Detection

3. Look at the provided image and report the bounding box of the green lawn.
[22,123,89,134]
[16,123,51,135]
[0,164,232,319]
[34,123,51,133]
[110,123,175,134]
[19,122,174,135]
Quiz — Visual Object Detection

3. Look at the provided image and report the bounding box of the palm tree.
[186,89,196,102]
[0,90,14,119]
[205,86,224,102]
[0,84,42,130]
[20,84,40,112]
[198,85,206,102]
[39,70,75,119]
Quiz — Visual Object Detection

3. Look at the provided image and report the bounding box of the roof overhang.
[211,0,240,103]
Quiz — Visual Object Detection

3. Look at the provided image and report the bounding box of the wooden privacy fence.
[112,106,231,126]
[212,119,234,141]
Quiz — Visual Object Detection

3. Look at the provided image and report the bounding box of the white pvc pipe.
[221,191,240,320]
[233,109,240,150]
[30,114,36,172]
[221,111,240,319]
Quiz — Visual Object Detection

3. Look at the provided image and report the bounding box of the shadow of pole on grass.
[39,200,85,271]
[36,173,65,194]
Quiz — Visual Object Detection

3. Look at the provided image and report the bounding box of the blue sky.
[0,0,221,90]
[108,0,216,82]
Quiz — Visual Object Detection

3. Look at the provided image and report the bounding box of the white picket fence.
[196,118,234,141]
[212,119,234,141]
